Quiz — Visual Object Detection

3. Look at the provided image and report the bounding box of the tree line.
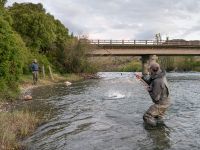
[0,1,95,100]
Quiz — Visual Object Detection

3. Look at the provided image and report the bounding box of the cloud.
[6,0,200,40]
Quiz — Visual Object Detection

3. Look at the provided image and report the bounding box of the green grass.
[118,61,142,72]
[63,73,83,82]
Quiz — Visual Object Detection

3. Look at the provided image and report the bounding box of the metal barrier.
[88,39,200,46]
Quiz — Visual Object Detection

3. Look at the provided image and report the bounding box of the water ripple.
[23,72,200,150]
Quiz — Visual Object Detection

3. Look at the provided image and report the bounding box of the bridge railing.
[89,40,200,46]
[90,40,157,45]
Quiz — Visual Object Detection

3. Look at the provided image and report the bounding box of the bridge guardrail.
[88,40,200,46]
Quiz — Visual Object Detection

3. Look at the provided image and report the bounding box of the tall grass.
[89,56,137,72]
[159,56,200,71]
[119,61,142,72]
[0,111,39,150]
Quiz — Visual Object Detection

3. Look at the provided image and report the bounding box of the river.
[22,72,200,150]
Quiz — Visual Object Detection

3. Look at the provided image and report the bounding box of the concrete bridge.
[86,39,200,74]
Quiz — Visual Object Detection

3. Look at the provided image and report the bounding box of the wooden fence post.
[42,65,45,78]
[48,66,54,80]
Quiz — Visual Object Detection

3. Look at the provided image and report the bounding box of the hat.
[33,59,37,63]
[149,62,160,72]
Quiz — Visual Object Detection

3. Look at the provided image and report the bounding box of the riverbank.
[20,73,83,99]
[0,73,87,150]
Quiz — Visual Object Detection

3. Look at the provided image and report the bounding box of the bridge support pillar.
[141,55,149,76]
[149,55,158,64]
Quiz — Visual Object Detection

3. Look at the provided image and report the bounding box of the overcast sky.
[6,0,200,40]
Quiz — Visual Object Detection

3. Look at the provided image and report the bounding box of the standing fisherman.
[31,59,39,85]
[136,63,170,126]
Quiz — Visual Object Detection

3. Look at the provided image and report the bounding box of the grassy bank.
[0,111,39,150]
[0,73,84,150]
[19,73,83,90]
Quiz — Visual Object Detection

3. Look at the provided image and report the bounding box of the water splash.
[103,91,125,100]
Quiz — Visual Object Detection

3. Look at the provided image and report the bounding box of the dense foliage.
[0,6,29,100]
[0,2,95,100]
[61,38,95,73]
[0,0,7,7]
[8,3,63,53]
[8,3,94,73]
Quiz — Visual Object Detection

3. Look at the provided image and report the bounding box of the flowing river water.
[22,72,200,150]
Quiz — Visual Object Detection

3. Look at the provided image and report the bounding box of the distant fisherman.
[31,59,39,85]
[136,62,170,126]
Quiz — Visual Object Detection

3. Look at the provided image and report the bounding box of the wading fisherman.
[136,62,170,126]
[31,59,39,85]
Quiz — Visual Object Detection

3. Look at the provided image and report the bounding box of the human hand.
[135,72,142,79]
[146,86,151,91]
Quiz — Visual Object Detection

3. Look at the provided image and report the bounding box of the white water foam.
[103,91,125,100]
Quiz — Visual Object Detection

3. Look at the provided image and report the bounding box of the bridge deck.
[86,39,200,56]
[89,48,200,56]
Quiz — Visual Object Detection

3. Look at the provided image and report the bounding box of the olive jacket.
[143,70,170,105]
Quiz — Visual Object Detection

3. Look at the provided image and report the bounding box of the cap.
[149,62,160,72]
[33,59,37,63]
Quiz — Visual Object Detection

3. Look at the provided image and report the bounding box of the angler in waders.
[136,62,170,126]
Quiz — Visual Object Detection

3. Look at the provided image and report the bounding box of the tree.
[8,3,57,53]
[8,2,95,74]
[0,11,29,99]
[0,0,7,7]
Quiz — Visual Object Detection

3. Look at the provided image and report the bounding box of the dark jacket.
[143,70,170,105]
[31,63,39,71]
